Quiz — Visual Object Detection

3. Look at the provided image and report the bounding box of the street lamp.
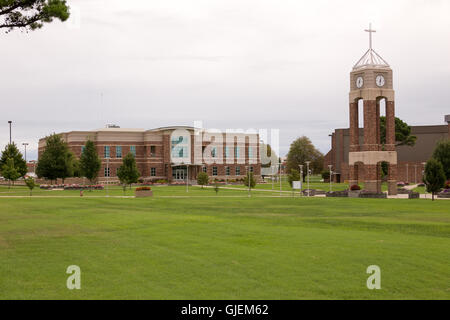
[271,165,275,190]
[299,164,304,196]
[406,163,409,184]
[22,143,29,163]
[328,164,333,192]
[8,121,12,144]
[186,164,189,193]
[306,161,311,197]
[414,164,418,184]
[106,158,109,197]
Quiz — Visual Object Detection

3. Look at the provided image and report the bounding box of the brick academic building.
[38,126,261,182]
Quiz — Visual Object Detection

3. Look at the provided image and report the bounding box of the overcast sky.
[1,0,449,160]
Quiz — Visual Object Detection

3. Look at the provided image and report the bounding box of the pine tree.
[79,139,101,185]
[423,159,446,201]
[1,158,21,188]
[0,143,27,178]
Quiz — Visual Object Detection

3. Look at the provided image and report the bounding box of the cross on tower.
[365,23,376,50]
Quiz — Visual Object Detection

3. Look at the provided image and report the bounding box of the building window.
[211,147,217,158]
[116,146,122,158]
[250,166,254,173]
[235,146,240,158]
[226,167,230,176]
[212,166,218,176]
[104,167,110,177]
[151,168,156,177]
[248,147,253,158]
[150,146,156,157]
[203,166,207,173]
[236,166,241,176]
[104,146,110,158]
[171,136,188,159]
[130,145,136,157]
[81,146,85,154]
[225,146,229,158]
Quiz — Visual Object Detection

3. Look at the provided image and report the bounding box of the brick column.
[348,164,358,188]
[364,164,381,193]
[349,102,360,152]
[363,100,379,151]
[388,164,398,195]
[385,101,396,151]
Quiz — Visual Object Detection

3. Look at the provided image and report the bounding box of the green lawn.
[0,185,449,300]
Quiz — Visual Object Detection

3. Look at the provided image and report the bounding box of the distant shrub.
[350,185,361,191]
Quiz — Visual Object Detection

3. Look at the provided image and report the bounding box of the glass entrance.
[172,166,187,181]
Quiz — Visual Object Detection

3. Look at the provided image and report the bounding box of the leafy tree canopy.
[0,0,70,33]
[197,172,209,188]
[380,116,417,147]
[432,139,450,179]
[36,133,73,182]
[286,136,324,181]
[117,153,140,188]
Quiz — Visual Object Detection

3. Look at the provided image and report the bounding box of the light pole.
[22,143,29,163]
[406,163,409,184]
[414,164,418,184]
[186,164,189,193]
[306,161,311,197]
[271,165,275,190]
[279,163,282,196]
[328,165,333,192]
[299,164,304,196]
[8,121,12,144]
[106,158,109,197]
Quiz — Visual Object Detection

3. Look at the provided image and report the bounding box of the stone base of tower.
[364,181,381,193]
[388,180,398,196]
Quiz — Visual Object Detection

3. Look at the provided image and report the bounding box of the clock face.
[356,77,364,89]
[376,75,385,87]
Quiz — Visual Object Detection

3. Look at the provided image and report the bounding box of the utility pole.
[328,165,333,192]
[22,143,29,163]
[306,161,311,197]
[299,164,304,197]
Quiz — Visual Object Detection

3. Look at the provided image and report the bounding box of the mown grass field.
[0,185,449,300]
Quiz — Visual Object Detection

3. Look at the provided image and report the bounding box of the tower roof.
[353,24,390,71]
[353,48,390,70]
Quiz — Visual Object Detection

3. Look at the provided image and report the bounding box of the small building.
[38,126,261,183]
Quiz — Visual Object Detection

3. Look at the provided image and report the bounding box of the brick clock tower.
[348,25,398,195]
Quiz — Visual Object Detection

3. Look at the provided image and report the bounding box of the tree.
[243,172,256,189]
[423,159,445,201]
[0,143,27,178]
[380,117,417,147]
[1,158,21,188]
[286,136,324,182]
[0,0,70,33]
[79,139,101,185]
[197,172,209,188]
[36,134,73,183]
[25,176,36,196]
[432,139,450,179]
[117,153,140,190]
[287,169,300,188]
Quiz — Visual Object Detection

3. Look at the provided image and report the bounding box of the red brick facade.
[38,127,261,183]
